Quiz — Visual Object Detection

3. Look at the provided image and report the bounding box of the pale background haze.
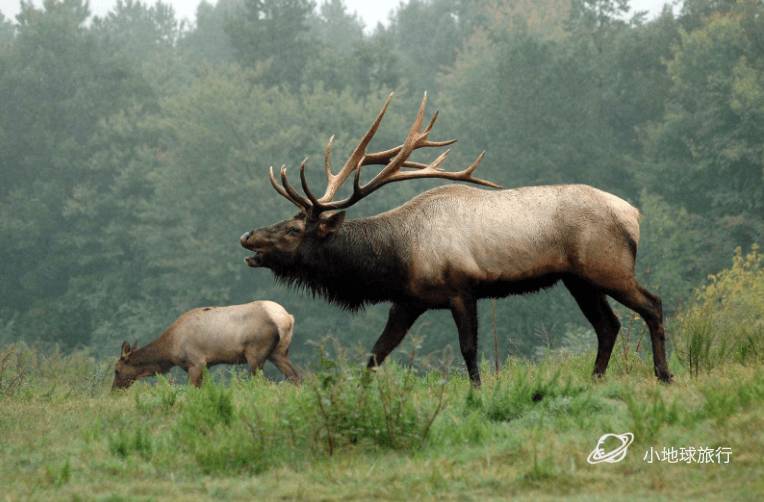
[1,0,674,28]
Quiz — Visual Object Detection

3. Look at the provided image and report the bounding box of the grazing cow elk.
[112,301,300,389]
[240,93,671,386]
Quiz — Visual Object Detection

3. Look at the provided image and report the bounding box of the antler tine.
[269,165,306,210]
[385,150,501,188]
[464,151,488,176]
[364,92,430,187]
[424,109,438,134]
[360,99,456,167]
[360,136,457,166]
[280,165,312,209]
[323,135,335,178]
[299,157,321,207]
[318,92,394,203]
[322,150,500,211]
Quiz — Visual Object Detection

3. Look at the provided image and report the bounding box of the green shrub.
[694,371,764,424]
[133,376,179,413]
[177,372,234,431]
[674,246,763,376]
[44,459,71,487]
[625,391,680,442]
[482,365,586,423]
[108,427,153,459]
[305,359,446,453]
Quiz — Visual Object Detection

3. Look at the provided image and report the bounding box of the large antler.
[268,92,501,216]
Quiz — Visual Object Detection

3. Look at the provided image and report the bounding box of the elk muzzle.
[240,230,265,267]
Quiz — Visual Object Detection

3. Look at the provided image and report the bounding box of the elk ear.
[120,341,132,359]
[316,211,346,238]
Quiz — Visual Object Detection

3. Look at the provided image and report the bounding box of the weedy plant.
[674,246,763,376]
[0,342,111,398]
[306,350,446,454]
[624,391,680,443]
[44,459,71,487]
[694,371,764,425]
[108,427,153,459]
[482,364,587,423]
[0,344,27,397]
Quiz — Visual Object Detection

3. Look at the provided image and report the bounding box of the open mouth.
[245,251,264,267]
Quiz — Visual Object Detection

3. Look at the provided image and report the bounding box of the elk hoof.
[656,369,673,384]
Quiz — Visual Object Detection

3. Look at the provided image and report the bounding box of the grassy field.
[1,348,762,501]
[1,249,762,501]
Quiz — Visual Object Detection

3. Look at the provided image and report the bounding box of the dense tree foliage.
[0,0,761,366]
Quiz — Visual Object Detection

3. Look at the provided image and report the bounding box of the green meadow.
[1,249,762,500]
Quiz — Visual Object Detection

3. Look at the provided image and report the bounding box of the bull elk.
[240,93,672,386]
[112,301,300,388]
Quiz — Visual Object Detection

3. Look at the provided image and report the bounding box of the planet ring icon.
[586,432,634,464]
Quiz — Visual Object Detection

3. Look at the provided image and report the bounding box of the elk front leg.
[450,295,481,387]
[367,303,425,368]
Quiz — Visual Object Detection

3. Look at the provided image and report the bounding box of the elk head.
[240,92,499,270]
[112,341,141,389]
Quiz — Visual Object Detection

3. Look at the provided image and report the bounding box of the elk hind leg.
[269,351,301,383]
[609,281,672,383]
[563,276,621,378]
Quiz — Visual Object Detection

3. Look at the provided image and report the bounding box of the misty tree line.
[0,0,761,363]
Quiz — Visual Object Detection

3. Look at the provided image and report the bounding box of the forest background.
[1,0,761,365]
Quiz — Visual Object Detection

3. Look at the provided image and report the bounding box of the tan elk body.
[113,301,300,388]
[378,183,640,305]
[241,93,670,386]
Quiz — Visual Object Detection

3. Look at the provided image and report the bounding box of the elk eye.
[287,227,301,235]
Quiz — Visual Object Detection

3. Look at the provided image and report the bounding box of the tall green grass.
[673,246,763,376]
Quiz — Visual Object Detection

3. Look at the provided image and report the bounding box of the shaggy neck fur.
[271,215,411,310]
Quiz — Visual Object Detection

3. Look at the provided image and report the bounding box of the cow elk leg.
[269,352,301,383]
[563,276,621,378]
[245,343,274,377]
[367,303,425,368]
[188,365,204,387]
[450,296,481,387]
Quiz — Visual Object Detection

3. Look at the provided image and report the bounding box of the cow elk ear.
[316,211,346,238]
[120,341,132,359]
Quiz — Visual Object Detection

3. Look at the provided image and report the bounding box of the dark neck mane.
[271,216,410,310]
[128,337,173,371]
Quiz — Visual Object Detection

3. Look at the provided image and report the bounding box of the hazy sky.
[1,0,673,27]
